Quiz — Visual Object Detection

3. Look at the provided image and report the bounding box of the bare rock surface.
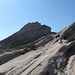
[0,39,75,75]
[67,55,75,75]
[0,39,65,75]
[59,22,75,39]
[0,22,75,75]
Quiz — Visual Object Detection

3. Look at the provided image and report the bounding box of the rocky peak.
[20,22,43,32]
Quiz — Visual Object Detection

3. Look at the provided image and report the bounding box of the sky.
[0,0,75,40]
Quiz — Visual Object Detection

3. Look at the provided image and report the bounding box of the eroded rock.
[0,22,75,75]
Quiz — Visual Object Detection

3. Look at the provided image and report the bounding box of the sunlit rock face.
[0,22,75,75]
[59,22,75,39]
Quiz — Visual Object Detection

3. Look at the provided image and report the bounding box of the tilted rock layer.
[0,22,51,53]
[59,22,75,39]
[0,22,75,75]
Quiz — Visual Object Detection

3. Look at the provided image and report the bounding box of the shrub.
[31,45,36,50]
[59,68,64,72]
[23,48,31,53]
[67,37,75,42]
[23,45,36,53]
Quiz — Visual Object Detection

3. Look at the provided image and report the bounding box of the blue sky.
[0,0,75,40]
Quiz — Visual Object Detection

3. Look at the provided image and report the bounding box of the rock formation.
[67,55,75,75]
[0,22,75,75]
[59,22,75,39]
[0,22,52,53]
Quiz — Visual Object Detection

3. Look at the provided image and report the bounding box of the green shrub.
[67,37,75,42]
[23,48,31,53]
[31,45,36,50]
[59,68,64,72]
[23,45,36,53]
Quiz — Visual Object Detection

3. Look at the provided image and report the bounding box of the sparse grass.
[36,46,43,50]
[59,68,64,72]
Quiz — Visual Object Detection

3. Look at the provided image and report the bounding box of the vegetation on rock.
[67,37,75,42]
[30,44,36,50]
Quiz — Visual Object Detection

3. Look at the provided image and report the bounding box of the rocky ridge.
[0,22,75,75]
[0,22,53,54]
